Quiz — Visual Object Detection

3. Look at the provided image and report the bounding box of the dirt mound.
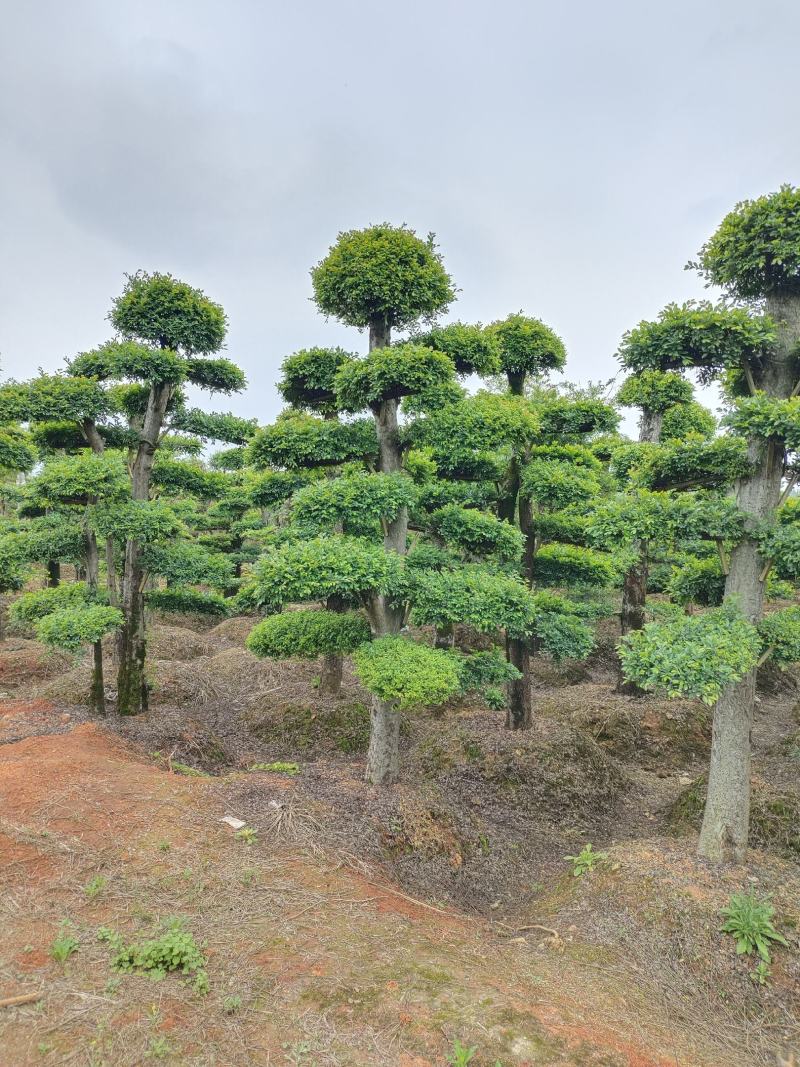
[206,615,258,648]
[541,683,711,769]
[33,662,92,705]
[0,639,71,690]
[670,773,800,859]
[146,624,210,661]
[537,837,800,1065]
[249,699,373,755]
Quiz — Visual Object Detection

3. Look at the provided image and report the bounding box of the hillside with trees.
[1,190,800,1066]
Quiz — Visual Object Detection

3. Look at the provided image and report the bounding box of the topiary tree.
[65,272,245,714]
[617,186,800,862]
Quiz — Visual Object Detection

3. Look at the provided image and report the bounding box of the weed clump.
[99,919,209,994]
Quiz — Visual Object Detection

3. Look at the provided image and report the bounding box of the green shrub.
[353,637,461,709]
[247,609,371,659]
[720,893,788,963]
[110,918,209,994]
[146,587,231,617]
[36,605,123,653]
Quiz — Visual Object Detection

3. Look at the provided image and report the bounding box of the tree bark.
[698,291,799,863]
[318,653,343,698]
[364,315,406,784]
[366,697,401,785]
[116,382,172,715]
[506,636,532,729]
[84,524,105,716]
[46,560,60,588]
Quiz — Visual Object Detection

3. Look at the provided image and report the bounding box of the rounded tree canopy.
[632,435,751,491]
[694,185,800,300]
[489,314,567,387]
[411,322,501,377]
[142,541,234,589]
[249,469,316,508]
[28,450,129,507]
[170,407,256,444]
[521,460,601,511]
[427,505,524,564]
[410,565,537,637]
[534,397,620,441]
[617,370,693,414]
[352,636,461,709]
[311,223,455,331]
[532,543,615,588]
[661,401,717,441]
[619,604,760,705]
[667,556,725,607]
[335,343,455,413]
[184,357,246,394]
[10,581,97,624]
[724,394,800,451]
[248,413,378,469]
[69,341,186,385]
[151,456,225,499]
[36,604,123,653]
[0,428,36,473]
[110,271,227,354]
[407,391,539,453]
[253,534,403,608]
[0,373,110,424]
[617,302,775,384]
[278,347,355,415]
[291,471,418,536]
[247,608,371,660]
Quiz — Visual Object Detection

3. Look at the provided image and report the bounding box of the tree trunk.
[698,291,799,863]
[84,525,105,716]
[46,560,60,588]
[506,636,532,729]
[366,697,401,785]
[318,653,343,698]
[105,538,118,606]
[364,315,406,784]
[639,409,663,443]
[116,382,172,715]
[434,624,454,649]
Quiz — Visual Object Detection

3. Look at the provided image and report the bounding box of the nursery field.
[0,609,798,1067]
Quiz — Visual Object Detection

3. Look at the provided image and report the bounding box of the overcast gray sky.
[1,0,799,428]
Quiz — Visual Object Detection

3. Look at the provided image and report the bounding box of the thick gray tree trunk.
[117,382,172,715]
[364,316,407,785]
[698,292,799,862]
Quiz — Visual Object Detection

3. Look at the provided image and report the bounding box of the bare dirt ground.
[1,616,799,1066]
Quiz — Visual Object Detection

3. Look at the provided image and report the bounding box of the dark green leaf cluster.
[756,523,800,580]
[409,566,536,638]
[184,357,246,394]
[489,314,566,383]
[619,604,760,704]
[694,185,800,299]
[291,472,417,535]
[660,401,717,441]
[757,606,800,665]
[454,649,521,693]
[534,397,619,441]
[617,370,693,414]
[0,536,27,593]
[28,451,129,507]
[631,436,751,491]
[617,302,775,384]
[69,341,186,385]
[36,604,123,652]
[411,322,500,376]
[0,428,36,472]
[248,414,377,469]
[532,543,615,588]
[170,407,257,444]
[209,446,247,471]
[427,505,524,564]
[248,469,316,508]
[667,556,725,607]
[526,443,603,470]
[278,347,354,415]
[724,394,800,450]
[335,343,455,413]
[413,478,497,515]
[110,271,227,354]
[0,374,110,425]
[145,587,231,617]
[10,582,98,624]
[408,392,538,453]
[521,460,601,510]
[252,535,402,608]
[352,636,461,708]
[19,516,85,565]
[311,224,455,330]
[151,457,225,499]
[142,542,233,588]
[90,500,184,544]
[247,608,371,659]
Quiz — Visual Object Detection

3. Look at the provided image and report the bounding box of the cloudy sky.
[1,0,799,428]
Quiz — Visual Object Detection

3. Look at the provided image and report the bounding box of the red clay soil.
[0,722,735,1065]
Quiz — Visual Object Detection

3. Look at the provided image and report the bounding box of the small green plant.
[84,875,107,900]
[249,761,300,775]
[144,1035,173,1059]
[235,826,258,846]
[169,761,210,778]
[37,1042,53,1055]
[240,868,257,886]
[51,924,79,962]
[222,994,242,1014]
[750,960,772,986]
[447,1039,477,1066]
[104,918,209,994]
[720,892,788,963]
[565,843,607,877]
[157,840,171,852]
